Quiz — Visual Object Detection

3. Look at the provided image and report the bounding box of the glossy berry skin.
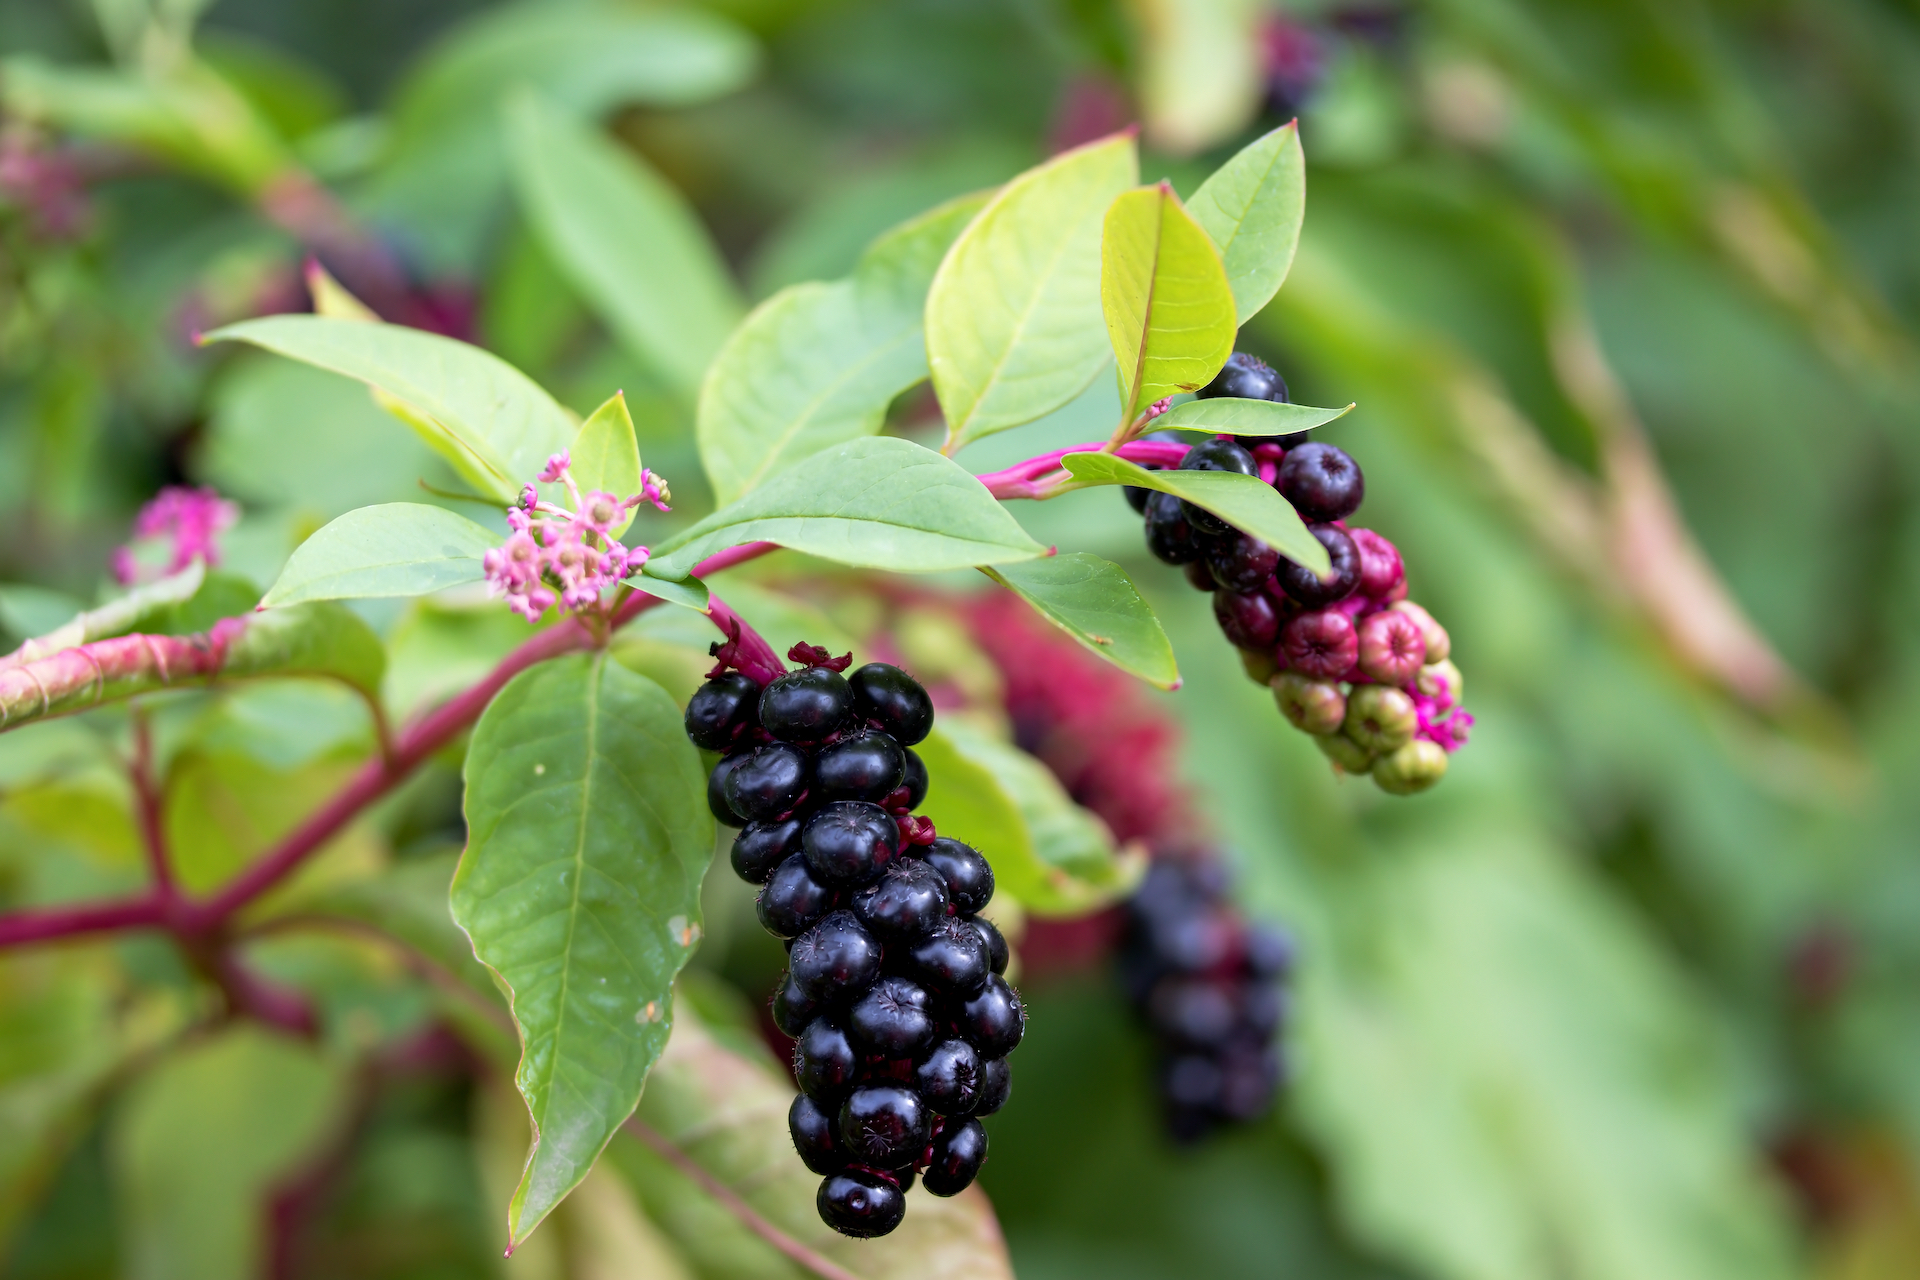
[759,667,853,743]
[848,663,935,746]
[1356,609,1427,685]
[965,914,1010,975]
[788,911,883,1003]
[731,818,801,884]
[1343,684,1417,754]
[817,1170,905,1238]
[1124,484,1153,514]
[893,748,929,810]
[1281,608,1358,680]
[922,1119,988,1197]
[723,743,811,824]
[973,1056,1012,1116]
[773,973,822,1037]
[793,1017,859,1101]
[1198,351,1287,404]
[802,801,899,888]
[838,1084,931,1168]
[1272,671,1346,735]
[789,1093,847,1175]
[706,754,747,826]
[915,1038,983,1115]
[851,857,948,943]
[848,976,936,1057]
[905,916,991,996]
[815,730,907,803]
[1183,559,1218,592]
[1349,527,1405,599]
[758,855,835,940]
[684,673,761,750]
[1277,442,1365,522]
[1213,589,1280,651]
[1177,439,1258,535]
[958,974,1025,1057]
[923,838,994,914]
[1208,533,1281,593]
[1144,491,1208,565]
[1276,524,1360,608]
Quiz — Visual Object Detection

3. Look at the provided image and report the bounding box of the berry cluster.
[686,646,1021,1239]
[1128,351,1471,794]
[1119,856,1293,1143]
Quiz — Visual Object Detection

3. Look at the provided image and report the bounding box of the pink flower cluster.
[111,486,239,586]
[482,451,671,623]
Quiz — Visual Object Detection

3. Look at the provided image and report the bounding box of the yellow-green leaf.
[1102,182,1239,427]
[570,392,643,537]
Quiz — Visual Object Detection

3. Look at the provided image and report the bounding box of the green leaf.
[1187,121,1307,323]
[0,562,205,666]
[112,1027,349,1280]
[223,602,388,701]
[1101,182,1239,425]
[1060,451,1328,574]
[697,192,989,506]
[608,1006,1014,1279]
[1155,396,1353,435]
[983,553,1178,689]
[570,391,643,537]
[644,436,1046,580]
[621,573,709,613]
[262,503,501,607]
[915,720,1143,917]
[928,133,1139,453]
[507,92,744,401]
[203,316,575,503]
[1130,0,1264,155]
[450,652,713,1247]
[0,585,84,644]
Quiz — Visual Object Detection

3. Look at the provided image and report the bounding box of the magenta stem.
[976,439,1190,500]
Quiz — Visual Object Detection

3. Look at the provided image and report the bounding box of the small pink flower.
[580,491,624,536]
[113,485,239,585]
[538,452,571,484]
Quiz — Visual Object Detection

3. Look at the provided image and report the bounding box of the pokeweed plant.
[0,116,1466,1263]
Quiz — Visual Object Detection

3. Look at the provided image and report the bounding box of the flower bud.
[1342,684,1417,754]
[1415,659,1463,705]
[1349,528,1404,600]
[1240,645,1281,686]
[1372,739,1448,795]
[1314,730,1373,774]
[1356,609,1426,686]
[1281,609,1357,680]
[1273,672,1346,735]
[1389,600,1449,664]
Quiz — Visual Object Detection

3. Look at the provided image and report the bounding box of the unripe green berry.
[1416,658,1463,704]
[1314,729,1373,774]
[1390,600,1449,664]
[1343,684,1417,754]
[1241,645,1281,687]
[1273,671,1346,735]
[1373,739,1448,795]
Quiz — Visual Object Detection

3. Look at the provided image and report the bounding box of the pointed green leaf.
[1155,396,1353,435]
[570,392,643,537]
[203,316,574,503]
[450,653,712,1247]
[1060,451,1328,574]
[262,503,501,607]
[1187,122,1306,323]
[0,561,205,667]
[1102,182,1238,424]
[983,553,1178,689]
[644,436,1046,580]
[698,192,988,505]
[507,92,744,401]
[928,133,1138,453]
[621,573,709,613]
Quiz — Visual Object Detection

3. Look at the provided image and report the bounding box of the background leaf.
[1101,182,1238,423]
[569,392,643,537]
[1,562,206,665]
[1187,123,1307,323]
[223,601,388,701]
[1060,451,1327,573]
[983,553,1178,689]
[928,133,1138,453]
[261,503,500,606]
[1126,0,1264,155]
[450,652,713,1247]
[1154,397,1352,435]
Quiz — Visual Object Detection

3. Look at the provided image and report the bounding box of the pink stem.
[690,541,779,577]
[976,439,1190,500]
[706,593,787,685]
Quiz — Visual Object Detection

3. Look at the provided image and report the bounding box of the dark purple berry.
[1245,922,1294,978]
[1212,589,1279,650]
[757,855,835,940]
[847,976,935,1057]
[964,915,1009,975]
[723,743,811,824]
[1198,351,1287,404]
[802,801,899,888]
[789,1093,846,1174]
[773,972,822,1037]
[1276,524,1359,608]
[758,667,852,743]
[958,974,1024,1057]
[1281,607,1357,680]
[1144,491,1207,565]
[906,916,990,996]
[684,673,760,749]
[815,730,906,803]
[793,1017,859,1101]
[851,857,948,943]
[1207,533,1281,593]
[922,1118,987,1197]
[914,1038,982,1116]
[1276,441,1364,522]
[974,1056,1011,1116]
[706,754,747,826]
[848,663,934,746]
[1242,982,1284,1037]
[1177,438,1257,535]
[1124,484,1153,514]
[838,1084,930,1168]
[788,911,882,1003]
[1146,904,1237,973]
[895,748,929,810]
[1217,1043,1281,1120]
[1149,978,1237,1046]
[1164,1054,1223,1109]
[731,818,801,884]
[817,1169,905,1238]
[1182,559,1217,592]
[923,838,994,914]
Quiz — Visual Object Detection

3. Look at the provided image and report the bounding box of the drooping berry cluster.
[686,645,1021,1239]
[1129,352,1471,794]
[1119,856,1293,1142]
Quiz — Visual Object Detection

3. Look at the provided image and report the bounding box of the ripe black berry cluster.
[1129,351,1471,794]
[1119,855,1293,1143]
[685,644,1021,1239]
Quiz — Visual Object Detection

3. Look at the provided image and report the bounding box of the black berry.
[706,754,747,826]
[684,673,760,750]
[1276,524,1359,608]
[1149,977,1237,1046]
[802,800,899,887]
[905,916,991,996]
[788,911,883,1003]
[1276,441,1364,522]
[957,974,1025,1056]
[974,1056,1012,1116]
[847,975,935,1057]
[914,1038,983,1116]
[1144,491,1208,565]
[1245,922,1295,978]
[964,914,1010,975]
[1177,439,1257,535]
[921,1118,987,1197]
[851,857,948,943]
[1198,351,1287,404]
[817,1170,905,1238]
[1212,589,1280,651]
[1124,484,1153,514]
[848,663,935,746]
[793,1016,859,1101]
[759,667,852,743]
[838,1084,931,1168]
[731,818,801,884]
[723,742,811,824]
[1207,532,1281,593]
[1183,559,1218,592]
[893,747,929,810]
[923,837,994,914]
[757,855,835,940]
[815,730,906,803]
[773,972,821,1037]
[789,1093,846,1175]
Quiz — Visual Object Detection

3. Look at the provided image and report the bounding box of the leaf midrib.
[534,652,602,1133]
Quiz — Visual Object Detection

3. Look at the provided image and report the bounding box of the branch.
[128,708,175,899]
[976,439,1189,500]
[0,619,244,731]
